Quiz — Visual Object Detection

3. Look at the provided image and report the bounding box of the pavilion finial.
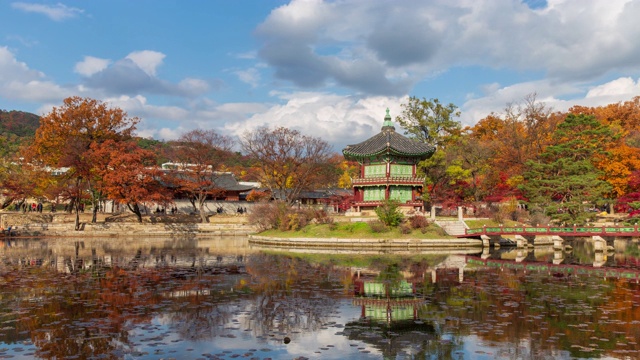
[382,107,395,131]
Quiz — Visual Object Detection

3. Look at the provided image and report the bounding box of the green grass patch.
[464,219,521,228]
[258,221,456,239]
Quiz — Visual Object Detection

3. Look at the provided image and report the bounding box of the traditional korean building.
[342,109,434,212]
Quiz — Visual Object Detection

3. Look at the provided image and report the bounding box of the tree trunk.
[128,203,143,223]
[1,198,14,210]
[198,201,209,223]
[92,204,98,223]
[74,202,80,231]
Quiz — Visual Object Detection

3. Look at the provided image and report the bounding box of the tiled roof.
[161,171,255,192]
[342,109,434,159]
[343,128,434,159]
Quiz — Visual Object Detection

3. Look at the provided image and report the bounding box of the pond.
[0,236,639,359]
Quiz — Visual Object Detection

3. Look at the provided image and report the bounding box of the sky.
[2,0,640,152]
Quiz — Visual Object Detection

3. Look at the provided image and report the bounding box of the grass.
[464,219,521,228]
[258,221,456,239]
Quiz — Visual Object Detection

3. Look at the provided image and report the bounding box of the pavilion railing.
[352,176,425,185]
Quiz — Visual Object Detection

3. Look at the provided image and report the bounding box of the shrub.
[409,215,430,230]
[529,211,551,227]
[248,201,295,231]
[286,212,310,231]
[312,208,334,224]
[399,222,412,234]
[369,220,389,233]
[375,199,404,227]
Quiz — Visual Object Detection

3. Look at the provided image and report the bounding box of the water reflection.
[0,237,638,359]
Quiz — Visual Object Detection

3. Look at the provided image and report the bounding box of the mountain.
[0,110,40,137]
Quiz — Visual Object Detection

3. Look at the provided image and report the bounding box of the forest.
[2,94,640,226]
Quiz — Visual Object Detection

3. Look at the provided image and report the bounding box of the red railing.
[352,176,424,185]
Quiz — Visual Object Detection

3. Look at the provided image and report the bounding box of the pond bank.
[1,213,256,237]
[248,234,483,249]
[2,213,483,248]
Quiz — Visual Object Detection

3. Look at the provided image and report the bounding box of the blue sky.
[2,0,640,151]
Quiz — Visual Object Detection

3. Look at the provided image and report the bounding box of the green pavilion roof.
[342,109,434,159]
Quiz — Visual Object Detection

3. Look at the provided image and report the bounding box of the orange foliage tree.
[90,140,171,222]
[28,97,138,229]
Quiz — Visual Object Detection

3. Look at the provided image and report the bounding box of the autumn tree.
[167,129,233,223]
[0,158,49,209]
[570,97,640,199]
[337,159,359,189]
[394,97,461,207]
[90,140,171,222]
[28,97,138,229]
[520,114,615,224]
[240,126,333,205]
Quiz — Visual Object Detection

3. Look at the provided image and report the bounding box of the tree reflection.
[0,241,639,359]
[244,253,350,339]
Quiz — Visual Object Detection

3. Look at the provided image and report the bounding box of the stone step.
[434,220,468,236]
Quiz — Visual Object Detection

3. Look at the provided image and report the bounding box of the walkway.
[460,225,640,238]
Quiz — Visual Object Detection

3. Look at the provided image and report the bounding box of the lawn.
[464,219,522,229]
[258,221,457,239]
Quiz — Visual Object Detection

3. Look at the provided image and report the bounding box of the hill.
[0,110,40,137]
[0,110,40,157]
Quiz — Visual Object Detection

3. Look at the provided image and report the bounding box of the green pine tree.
[520,114,616,224]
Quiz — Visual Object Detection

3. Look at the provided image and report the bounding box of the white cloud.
[11,2,84,21]
[255,0,640,95]
[74,56,111,77]
[234,68,261,88]
[460,76,640,126]
[586,77,640,98]
[225,91,407,151]
[0,46,69,102]
[125,50,165,77]
[0,46,42,81]
[77,52,211,98]
[178,78,210,95]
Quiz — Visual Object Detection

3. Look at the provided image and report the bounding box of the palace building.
[342,109,434,212]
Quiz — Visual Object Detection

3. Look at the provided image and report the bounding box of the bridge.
[466,257,640,280]
[461,224,640,238]
[460,224,640,249]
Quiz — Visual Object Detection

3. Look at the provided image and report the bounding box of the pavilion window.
[390,164,412,177]
[364,164,385,178]
[389,186,412,202]
[364,186,385,201]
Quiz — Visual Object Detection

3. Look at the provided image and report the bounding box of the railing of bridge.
[466,257,640,280]
[464,225,640,237]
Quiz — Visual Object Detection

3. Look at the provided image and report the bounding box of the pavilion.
[342,109,434,212]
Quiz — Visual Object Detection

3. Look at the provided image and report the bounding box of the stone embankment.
[2,213,483,249]
[1,213,256,237]
[248,234,483,249]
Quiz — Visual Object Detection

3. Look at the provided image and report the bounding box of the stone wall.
[1,212,256,237]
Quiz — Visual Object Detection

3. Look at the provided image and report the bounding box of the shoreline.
[2,212,484,248]
[248,234,483,249]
